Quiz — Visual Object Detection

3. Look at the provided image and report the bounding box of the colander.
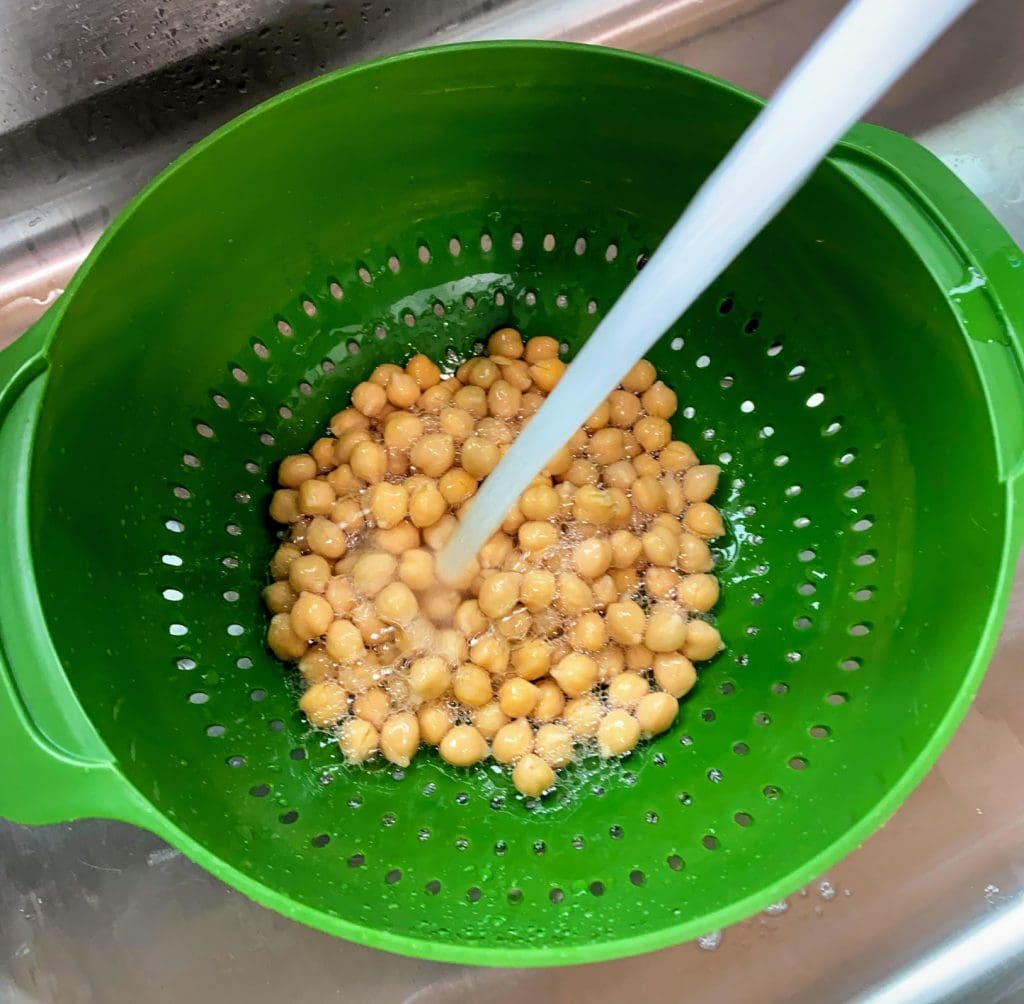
[1,42,1023,967]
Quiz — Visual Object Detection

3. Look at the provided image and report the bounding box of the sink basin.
[1,1,1023,1001]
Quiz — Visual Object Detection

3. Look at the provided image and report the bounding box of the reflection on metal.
[2,0,1024,1001]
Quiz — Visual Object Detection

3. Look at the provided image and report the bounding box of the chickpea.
[351,551,396,597]
[683,619,723,662]
[501,503,525,535]
[518,520,558,554]
[439,725,488,767]
[625,645,655,672]
[325,618,366,663]
[410,433,455,478]
[645,566,681,601]
[487,379,522,419]
[456,435,496,481]
[601,459,634,491]
[418,700,453,746]
[634,416,672,453]
[451,664,491,708]
[270,543,302,580]
[303,516,345,561]
[351,380,387,417]
[289,554,331,594]
[436,626,469,665]
[677,462,722,502]
[496,607,532,642]
[595,644,626,682]
[678,532,715,573]
[449,385,483,420]
[644,606,689,653]
[564,458,600,487]
[621,359,656,393]
[498,358,532,392]
[278,453,317,489]
[566,695,605,739]
[311,437,337,471]
[555,573,594,616]
[465,702,505,742]
[353,687,390,729]
[263,580,295,614]
[568,611,607,652]
[661,440,699,473]
[339,718,379,763]
[638,692,680,737]
[371,363,404,387]
[521,391,545,416]
[350,440,386,483]
[529,357,566,392]
[633,452,661,479]
[420,584,460,625]
[437,406,473,443]
[405,655,448,702]
[384,371,418,409]
[379,712,420,767]
[632,474,666,514]
[408,484,446,529]
[642,526,677,567]
[296,678,347,729]
[520,335,555,363]
[505,639,549,682]
[662,476,686,516]
[608,389,642,428]
[366,482,406,530]
[543,443,573,477]
[532,679,566,722]
[607,671,650,708]
[454,599,488,638]
[268,612,307,660]
[584,427,620,466]
[520,569,557,612]
[492,718,533,764]
[326,464,359,495]
[684,501,725,539]
[512,753,555,797]
[574,536,612,580]
[675,573,719,612]
[395,549,433,593]
[466,357,500,390]
[269,489,301,524]
[517,483,557,522]
[406,353,441,389]
[606,600,645,646]
[418,385,451,414]
[572,485,615,526]
[298,646,337,684]
[534,723,574,769]
[290,591,334,641]
[621,431,642,459]
[478,572,522,619]
[606,530,640,570]
[653,652,697,698]
[640,380,677,418]
[551,652,598,698]
[597,708,641,758]
[383,411,423,450]
[375,521,420,555]
[496,677,538,718]
[488,326,524,358]
[374,581,419,625]
[331,428,368,465]
[469,632,510,675]
[329,407,370,436]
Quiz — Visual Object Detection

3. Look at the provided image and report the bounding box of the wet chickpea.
[641,380,677,418]
[678,532,715,573]
[662,476,686,516]
[371,363,404,387]
[565,695,605,739]
[601,459,634,491]
[379,712,420,767]
[326,464,359,495]
[375,581,419,625]
[386,371,420,409]
[290,591,334,641]
[597,708,641,758]
[621,430,642,459]
[607,530,641,570]
[375,521,420,555]
[268,612,307,660]
[329,407,370,436]
[518,520,558,554]
[621,359,656,393]
[438,468,476,507]
[543,443,572,477]
[645,606,689,653]
[510,638,552,680]
[682,463,720,501]
[499,677,540,718]
[420,584,460,625]
[436,626,469,664]
[325,619,365,663]
[684,501,725,539]
[632,474,666,514]
[529,357,566,392]
[408,655,449,701]
[418,701,453,746]
[455,598,488,638]
[298,647,337,684]
[366,482,406,530]
[606,600,645,646]
[289,554,331,595]
[408,484,446,529]
[682,619,723,662]
[339,718,379,763]
[518,483,558,522]
[634,416,672,453]
[453,663,493,708]
[466,357,500,390]
[564,458,599,487]
[492,718,533,764]
[487,379,522,419]
[410,432,455,478]
[499,358,532,392]
[311,437,337,470]
[269,489,301,524]
[406,353,441,389]
[637,691,679,737]
[398,549,435,592]
[353,687,391,730]
[551,652,598,698]
[469,632,510,675]
[607,671,650,709]
[642,526,677,567]
[625,645,654,672]
[574,536,612,580]
[352,551,397,597]
[439,406,473,443]
[645,566,681,601]
[555,573,594,616]
[501,503,525,535]
[519,569,556,612]
[531,725,571,771]
[478,572,522,619]
[653,652,697,698]
[633,452,661,479]
[532,679,566,722]
[512,753,555,797]
[608,389,641,428]
[677,573,720,612]
[524,335,559,363]
[460,435,498,479]
[383,411,423,451]
[418,385,451,414]
[351,380,387,417]
[569,611,607,652]
[298,679,348,729]
[349,440,386,484]
[440,725,488,767]
[488,326,524,358]
[467,702,505,741]
[450,385,484,419]
[573,484,615,525]
[263,580,296,615]
[270,543,302,580]
[324,577,355,618]
[303,516,345,560]
[278,453,317,488]
[587,427,623,466]
[661,440,699,473]
[595,644,626,682]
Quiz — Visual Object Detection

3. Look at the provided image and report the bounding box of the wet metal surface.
[2,0,1024,1001]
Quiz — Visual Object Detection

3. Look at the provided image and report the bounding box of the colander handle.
[835,125,1024,543]
[0,313,151,826]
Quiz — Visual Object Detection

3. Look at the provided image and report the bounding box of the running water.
[435,0,974,583]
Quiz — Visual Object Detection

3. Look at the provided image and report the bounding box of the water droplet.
[696,930,723,951]
[984,883,1001,904]
[763,900,789,916]
[819,880,836,901]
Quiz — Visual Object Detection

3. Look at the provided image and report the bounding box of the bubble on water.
[763,900,789,916]
[984,883,1001,904]
[696,930,723,951]
[819,880,836,901]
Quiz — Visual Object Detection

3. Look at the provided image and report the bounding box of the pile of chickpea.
[263,327,725,798]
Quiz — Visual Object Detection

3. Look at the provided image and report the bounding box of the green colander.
[1,42,1023,966]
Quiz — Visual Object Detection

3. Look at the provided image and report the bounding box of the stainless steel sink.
[2,1,1024,1001]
